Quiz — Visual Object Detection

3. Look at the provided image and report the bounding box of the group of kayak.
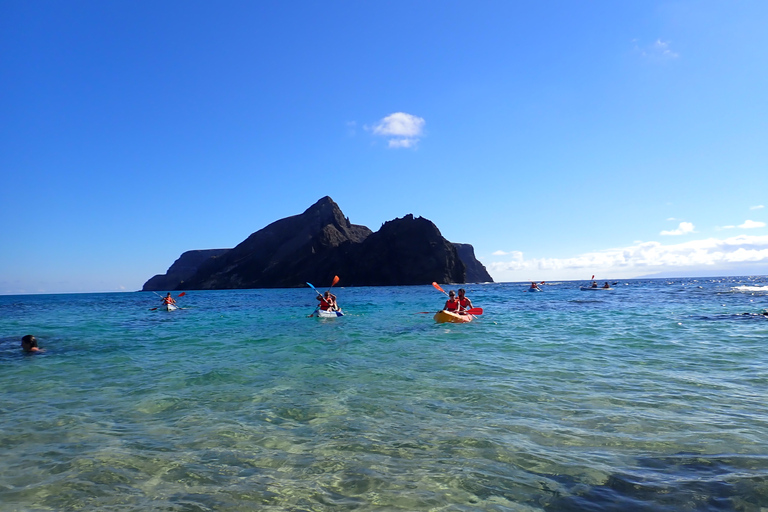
[152,275,622,321]
[527,276,615,292]
[306,278,484,323]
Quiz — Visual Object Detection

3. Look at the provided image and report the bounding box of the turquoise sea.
[1,277,767,511]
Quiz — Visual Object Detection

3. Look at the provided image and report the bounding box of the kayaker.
[318,291,338,311]
[602,282,610,289]
[529,282,541,291]
[457,288,473,311]
[443,290,460,312]
[21,334,44,353]
[162,293,176,306]
[591,281,598,288]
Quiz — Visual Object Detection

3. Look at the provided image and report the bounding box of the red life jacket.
[459,297,471,309]
[445,298,460,311]
[318,297,332,310]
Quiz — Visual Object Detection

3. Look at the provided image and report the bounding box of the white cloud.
[739,220,766,229]
[653,39,679,58]
[369,112,425,149]
[750,205,764,210]
[660,221,694,236]
[388,138,417,149]
[486,235,768,281]
[372,112,425,137]
[635,38,679,60]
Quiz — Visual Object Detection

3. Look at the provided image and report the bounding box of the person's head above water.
[21,334,40,353]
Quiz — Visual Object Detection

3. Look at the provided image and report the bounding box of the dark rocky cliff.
[335,214,465,286]
[142,196,493,290]
[453,243,493,283]
[142,249,229,291]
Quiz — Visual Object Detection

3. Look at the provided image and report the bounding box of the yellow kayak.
[434,310,473,324]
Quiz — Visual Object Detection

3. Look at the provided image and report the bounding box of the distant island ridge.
[142,196,493,291]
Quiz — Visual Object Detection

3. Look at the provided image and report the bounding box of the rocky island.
[142,197,492,291]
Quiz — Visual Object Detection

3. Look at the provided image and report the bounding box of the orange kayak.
[434,310,473,324]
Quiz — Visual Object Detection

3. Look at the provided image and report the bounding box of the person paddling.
[529,282,541,291]
[162,293,176,306]
[457,288,473,311]
[442,290,460,312]
[317,291,339,311]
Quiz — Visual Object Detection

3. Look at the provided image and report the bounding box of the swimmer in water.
[21,335,44,353]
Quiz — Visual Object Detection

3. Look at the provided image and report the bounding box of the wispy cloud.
[492,250,522,258]
[388,138,418,149]
[739,220,766,229]
[660,221,694,236]
[368,112,425,149]
[718,219,766,230]
[750,205,765,210]
[634,38,679,60]
[487,235,768,280]
[652,39,679,58]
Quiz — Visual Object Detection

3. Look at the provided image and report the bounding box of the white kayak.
[580,286,613,291]
[526,287,542,292]
[310,308,343,318]
[160,303,178,311]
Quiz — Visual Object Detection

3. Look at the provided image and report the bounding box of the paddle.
[327,275,340,293]
[432,282,448,296]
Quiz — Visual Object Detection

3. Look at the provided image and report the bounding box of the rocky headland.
[142,197,492,290]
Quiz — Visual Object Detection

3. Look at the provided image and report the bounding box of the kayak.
[434,310,473,324]
[311,308,344,318]
[580,286,613,291]
[526,287,542,292]
[160,303,178,311]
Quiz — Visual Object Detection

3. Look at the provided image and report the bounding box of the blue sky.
[1,1,767,294]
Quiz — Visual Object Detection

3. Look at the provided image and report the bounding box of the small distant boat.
[434,310,473,323]
[580,286,613,291]
[526,287,542,292]
[310,308,343,318]
[160,303,178,311]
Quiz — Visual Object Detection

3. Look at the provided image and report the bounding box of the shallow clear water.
[1,277,767,511]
